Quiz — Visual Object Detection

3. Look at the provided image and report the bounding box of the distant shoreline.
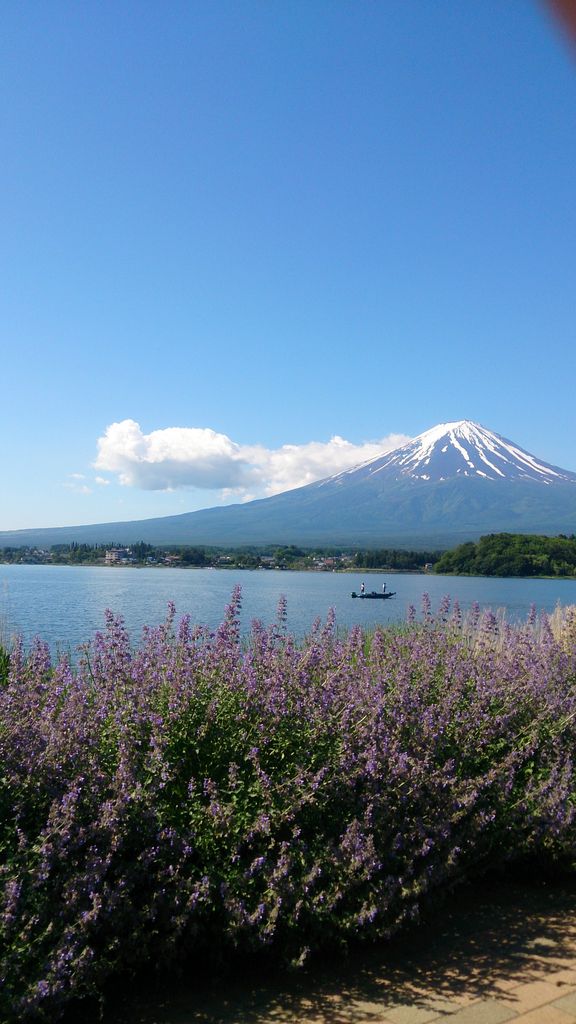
[0,559,426,575]
[2,560,575,580]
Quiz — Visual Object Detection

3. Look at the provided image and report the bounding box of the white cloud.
[243,434,411,495]
[95,419,251,491]
[64,478,92,495]
[94,419,411,500]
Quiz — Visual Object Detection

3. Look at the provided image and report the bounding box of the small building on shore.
[104,547,132,565]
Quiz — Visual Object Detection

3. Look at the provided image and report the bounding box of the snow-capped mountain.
[1,421,575,549]
[321,420,576,487]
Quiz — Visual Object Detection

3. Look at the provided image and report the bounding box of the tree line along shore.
[1,532,576,577]
[0,542,438,572]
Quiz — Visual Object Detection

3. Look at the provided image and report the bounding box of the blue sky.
[1,1,575,530]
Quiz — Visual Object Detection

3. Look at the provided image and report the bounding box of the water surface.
[1,563,576,653]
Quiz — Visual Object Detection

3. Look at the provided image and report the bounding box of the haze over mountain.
[2,421,576,550]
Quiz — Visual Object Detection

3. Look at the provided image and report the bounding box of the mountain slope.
[2,421,576,549]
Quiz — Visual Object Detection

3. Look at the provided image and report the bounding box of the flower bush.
[1,588,575,1021]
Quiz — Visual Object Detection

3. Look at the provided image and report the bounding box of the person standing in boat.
[360,581,365,594]
[382,582,387,593]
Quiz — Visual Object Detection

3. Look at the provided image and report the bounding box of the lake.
[2,563,576,655]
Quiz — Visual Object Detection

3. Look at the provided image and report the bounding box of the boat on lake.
[351,590,396,600]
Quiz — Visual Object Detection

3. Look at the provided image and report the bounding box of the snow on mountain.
[323,420,576,487]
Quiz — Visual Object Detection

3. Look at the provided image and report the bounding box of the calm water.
[1,563,576,654]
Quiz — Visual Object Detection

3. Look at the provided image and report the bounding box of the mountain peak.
[326,420,576,486]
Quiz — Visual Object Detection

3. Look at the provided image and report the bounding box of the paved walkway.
[101,876,576,1024]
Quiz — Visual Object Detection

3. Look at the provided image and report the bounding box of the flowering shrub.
[1,588,575,1021]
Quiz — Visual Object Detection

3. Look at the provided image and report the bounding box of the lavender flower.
[1,594,575,1021]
